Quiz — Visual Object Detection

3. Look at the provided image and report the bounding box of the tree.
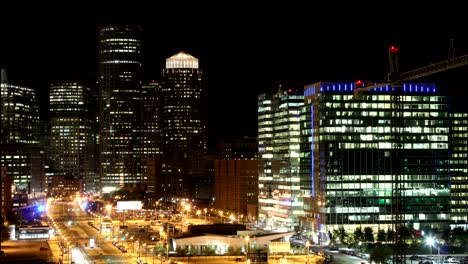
[397,225,411,243]
[449,227,467,247]
[354,226,364,243]
[386,228,395,243]
[369,243,392,264]
[333,226,348,245]
[364,227,374,243]
[377,229,386,243]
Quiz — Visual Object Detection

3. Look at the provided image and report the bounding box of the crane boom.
[354,53,468,97]
[400,54,468,81]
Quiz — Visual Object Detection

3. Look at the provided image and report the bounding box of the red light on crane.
[355,80,363,87]
[389,45,399,54]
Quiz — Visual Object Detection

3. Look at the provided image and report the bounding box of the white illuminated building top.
[166,51,199,69]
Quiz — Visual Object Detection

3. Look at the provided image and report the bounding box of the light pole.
[196,210,201,224]
[245,235,250,257]
[166,241,169,261]
[136,240,140,260]
[426,237,440,264]
[305,240,310,264]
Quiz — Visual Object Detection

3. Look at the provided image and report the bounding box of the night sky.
[1,4,468,146]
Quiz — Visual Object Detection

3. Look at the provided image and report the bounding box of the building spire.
[1,68,8,84]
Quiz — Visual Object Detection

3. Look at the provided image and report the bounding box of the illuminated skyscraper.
[158,51,208,199]
[0,69,44,192]
[141,81,162,194]
[98,24,143,192]
[449,112,468,228]
[257,85,304,231]
[301,82,454,243]
[48,81,97,194]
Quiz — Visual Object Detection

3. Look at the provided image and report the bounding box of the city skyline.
[1,6,468,145]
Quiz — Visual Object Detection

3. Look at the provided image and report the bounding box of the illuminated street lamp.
[245,235,250,254]
[230,213,235,223]
[106,204,112,217]
[196,210,201,221]
[166,240,169,261]
[66,241,71,264]
[143,242,147,263]
[426,237,441,264]
[184,204,191,218]
[305,240,310,264]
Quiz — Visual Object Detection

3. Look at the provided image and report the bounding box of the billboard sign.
[117,200,142,211]
[247,252,268,263]
[269,241,291,253]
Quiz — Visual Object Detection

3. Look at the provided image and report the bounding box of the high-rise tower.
[0,69,44,192]
[98,24,143,192]
[48,81,97,194]
[158,51,207,199]
[257,85,304,231]
[449,112,468,227]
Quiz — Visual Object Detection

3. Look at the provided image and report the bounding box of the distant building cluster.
[1,23,467,242]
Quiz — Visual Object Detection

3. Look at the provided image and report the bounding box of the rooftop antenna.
[448,38,455,60]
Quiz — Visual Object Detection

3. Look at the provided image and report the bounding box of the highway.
[48,199,137,264]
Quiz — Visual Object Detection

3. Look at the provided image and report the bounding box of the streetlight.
[196,210,201,224]
[245,235,250,255]
[184,204,191,219]
[106,204,112,217]
[136,240,140,259]
[66,241,71,264]
[305,240,310,264]
[426,237,440,264]
[166,240,169,261]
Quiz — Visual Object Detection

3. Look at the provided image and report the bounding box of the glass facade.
[98,24,143,191]
[158,52,207,199]
[258,86,304,231]
[301,82,453,238]
[449,112,468,228]
[141,81,162,194]
[1,73,43,192]
[49,82,96,193]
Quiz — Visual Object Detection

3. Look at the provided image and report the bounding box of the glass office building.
[98,24,143,191]
[449,112,468,228]
[158,52,207,199]
[1,69,43,192]
[49,82,96,193]
[301,82,452,240]
[257,86,304,231]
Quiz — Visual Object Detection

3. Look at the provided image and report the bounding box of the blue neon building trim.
[310,104,315,197]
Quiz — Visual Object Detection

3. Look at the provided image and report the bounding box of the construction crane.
[354,45,468,97]
[354,43,468,264]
